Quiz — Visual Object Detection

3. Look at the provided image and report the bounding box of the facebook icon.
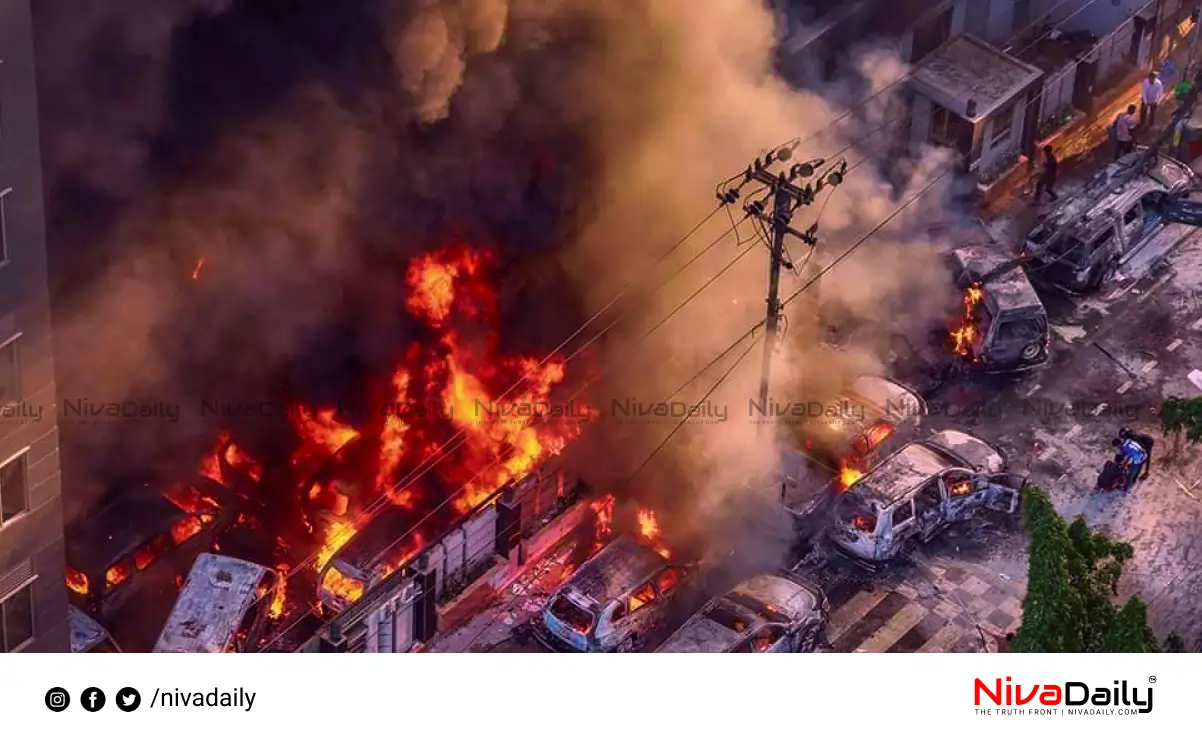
[81,687,106,712]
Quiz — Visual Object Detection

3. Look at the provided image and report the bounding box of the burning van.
[535,536,691,652]
[65,484,220,620]
[945,246,1049,373]
[655,573,827,653]
[154,554,282,653]
[826,430,1022,565]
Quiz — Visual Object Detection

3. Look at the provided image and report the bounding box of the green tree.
[1102,597,1158,652]
[1158,396,1202,461]
[1013,486,1155,652]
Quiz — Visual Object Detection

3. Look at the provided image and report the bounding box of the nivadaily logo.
[974,676,1154,716]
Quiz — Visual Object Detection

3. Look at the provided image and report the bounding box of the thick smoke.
[38,0,961,552]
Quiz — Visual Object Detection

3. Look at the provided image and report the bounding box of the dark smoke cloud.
[38,0,962,569]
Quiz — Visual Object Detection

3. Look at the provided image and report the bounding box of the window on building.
[0,451,29,527]
[931,103,973,155]
[0,188,9,264]
[1,583,34,652]
[1012,0,1032,34]
[911,7,953,65]
[0,336,18,408]
[990,105,1016,148]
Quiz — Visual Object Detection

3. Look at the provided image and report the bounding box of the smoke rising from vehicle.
[39,0,962,548]
[553,0,961,568]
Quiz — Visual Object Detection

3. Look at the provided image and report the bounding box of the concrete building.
[0,0,69,652]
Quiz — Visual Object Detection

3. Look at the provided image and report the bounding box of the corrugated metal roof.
[153,554,270,653]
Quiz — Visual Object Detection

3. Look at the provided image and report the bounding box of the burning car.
[1021,152,1201,293]
[780,375,925,530]
[316,505,425,614]
[655,573,827,653]
[826,430,1022,565]
[946,245,1049,373]
[154,554,282,653]
[535,536,692,652]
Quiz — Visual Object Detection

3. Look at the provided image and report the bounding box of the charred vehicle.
[826,430,1022,565]
[535,536,692,652]
[946,245,1049,372]
[655,573,827,653]
[68,606,121,653]
[1021,152,1202,293]
[154,554,281,653]
[779,375,925,531]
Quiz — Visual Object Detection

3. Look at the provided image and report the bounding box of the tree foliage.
[1159,395,1202,445]
[1013,486,1155,652]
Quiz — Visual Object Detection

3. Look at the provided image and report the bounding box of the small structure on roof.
[908,34,1044,175]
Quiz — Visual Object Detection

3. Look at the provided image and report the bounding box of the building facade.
[0,0,69,652]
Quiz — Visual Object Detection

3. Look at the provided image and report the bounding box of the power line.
[257,6,1149,644]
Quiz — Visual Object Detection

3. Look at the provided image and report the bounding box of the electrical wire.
[259,2,1160,647]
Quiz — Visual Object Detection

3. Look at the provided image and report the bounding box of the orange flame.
[198,432,231,485]
[225,441,263,482]
[315,516,358,574]
[290,408,360,465]
[105,563,132,590]
[838,464,865,490]
[405,245,484,325]
[950,284,984,358]
[636,508,670,559]
[376,370,412,495]
[268,564,288,620]
[170,514,212,546]
[162,483,221,515]
[66,567,89,595]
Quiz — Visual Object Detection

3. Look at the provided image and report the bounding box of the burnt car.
[655,573,827,653]
[826,430,1022,565]
[780,375,925,528]
[947,245,1049,373]
[68,606,122,653]
[1021,152,1201,293]
[535,536,692,652]
[154,554,281,653]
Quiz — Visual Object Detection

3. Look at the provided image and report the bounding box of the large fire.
[100,242,584,633]
[950,284,984,358]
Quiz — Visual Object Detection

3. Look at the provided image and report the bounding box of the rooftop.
[154,554,270,652]
[911,35,1044,123]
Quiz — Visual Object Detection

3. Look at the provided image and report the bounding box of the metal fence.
[300,463,584,652]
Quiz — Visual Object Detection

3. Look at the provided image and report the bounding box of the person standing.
[1034,145,1058,203]
[1114,104,1137,159]
[1141,71,1164,127]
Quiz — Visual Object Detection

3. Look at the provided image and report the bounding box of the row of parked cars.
[532,370,1024,653]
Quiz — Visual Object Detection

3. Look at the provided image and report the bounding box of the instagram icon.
[45,687,70,712]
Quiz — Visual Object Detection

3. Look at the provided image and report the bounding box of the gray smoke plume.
[39,0,962,550]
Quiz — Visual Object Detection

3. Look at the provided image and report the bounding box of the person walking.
[1141,71,1164,127]
[1113,104,1137,159]
[1033,145,1058,203]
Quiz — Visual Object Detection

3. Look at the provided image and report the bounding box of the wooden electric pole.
[718,144,847,423]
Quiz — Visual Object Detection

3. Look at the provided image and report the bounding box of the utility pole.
[717,144,847,424]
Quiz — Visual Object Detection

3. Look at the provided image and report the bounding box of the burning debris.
[636,508,670,559]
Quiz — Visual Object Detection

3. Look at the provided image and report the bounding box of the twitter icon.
[115,687,141,712]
